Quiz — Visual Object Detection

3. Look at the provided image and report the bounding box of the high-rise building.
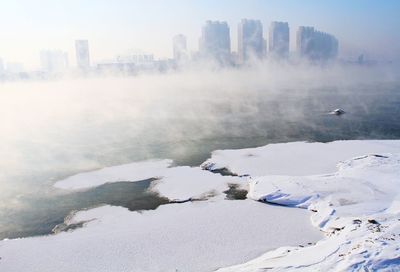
[75,40,90,69]
[199,20,231,64]
[296,26,338,60]
[296,26,316,57]
[173,34,188,63]
[269,22,289,58]
[40,50,69,73]
[238,19,264,63]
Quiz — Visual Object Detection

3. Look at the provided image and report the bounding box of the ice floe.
[151,166,243,202]
[54,159,173,190]
[55,160,243,202]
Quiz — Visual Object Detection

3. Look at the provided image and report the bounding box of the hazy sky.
[0,0,399,69]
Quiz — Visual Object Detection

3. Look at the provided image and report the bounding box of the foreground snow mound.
[219,153,400,271]
[202,140,400,176]
[218,215,400,272]
[249,154,400,227]
[0,201,320,272]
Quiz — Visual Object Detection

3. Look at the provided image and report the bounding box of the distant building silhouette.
[97,53,156,73]
[269,22,289,59]
[75,40,90,69]
[5,62,24,74]
[0,58,4,74]
[173,34,188,63]
[116,53,154,65]
[296,26,338,60]
[238,19,264,63]
[297,26,314,57]
[40,50,69,73]
[199,20,231,64]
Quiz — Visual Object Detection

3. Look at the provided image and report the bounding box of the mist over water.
[1,62,400,239]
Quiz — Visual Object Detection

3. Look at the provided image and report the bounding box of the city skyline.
[3,20,341,76]
[0,0,399,69]
[1,19,340,74]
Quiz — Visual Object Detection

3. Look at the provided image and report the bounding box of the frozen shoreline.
[206,140,400,271]
[0,200,320,272]
[1,140,400,271]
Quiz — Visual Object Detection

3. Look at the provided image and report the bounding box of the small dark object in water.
[330,108,345,115]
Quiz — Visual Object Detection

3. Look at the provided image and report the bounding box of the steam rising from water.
[0,62,399,210]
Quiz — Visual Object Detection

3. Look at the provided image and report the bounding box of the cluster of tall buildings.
[173,19,338,65]
[1,19,339,80]
[40,50,69,73]
[0,58,25,76]
[38,40,90,74]
[296,27,338,60]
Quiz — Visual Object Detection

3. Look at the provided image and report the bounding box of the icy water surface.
[0,179,168,239]
[1,72,400,239]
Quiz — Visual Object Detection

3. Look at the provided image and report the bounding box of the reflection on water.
[0,75,400,240]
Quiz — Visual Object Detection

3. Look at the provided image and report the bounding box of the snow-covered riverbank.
[1,140,400,271]
[0,200,320,272]
[206,140,400,271]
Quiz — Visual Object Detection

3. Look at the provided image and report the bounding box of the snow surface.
[201,140,400,176]
[0,200,320,272]
[151,165,242,201]
[55,160,243,202]
[3,140,400,271]
[215,146,400,271]
[54,159,173,190]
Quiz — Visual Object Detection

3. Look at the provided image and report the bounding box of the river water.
[1,65,399,239]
